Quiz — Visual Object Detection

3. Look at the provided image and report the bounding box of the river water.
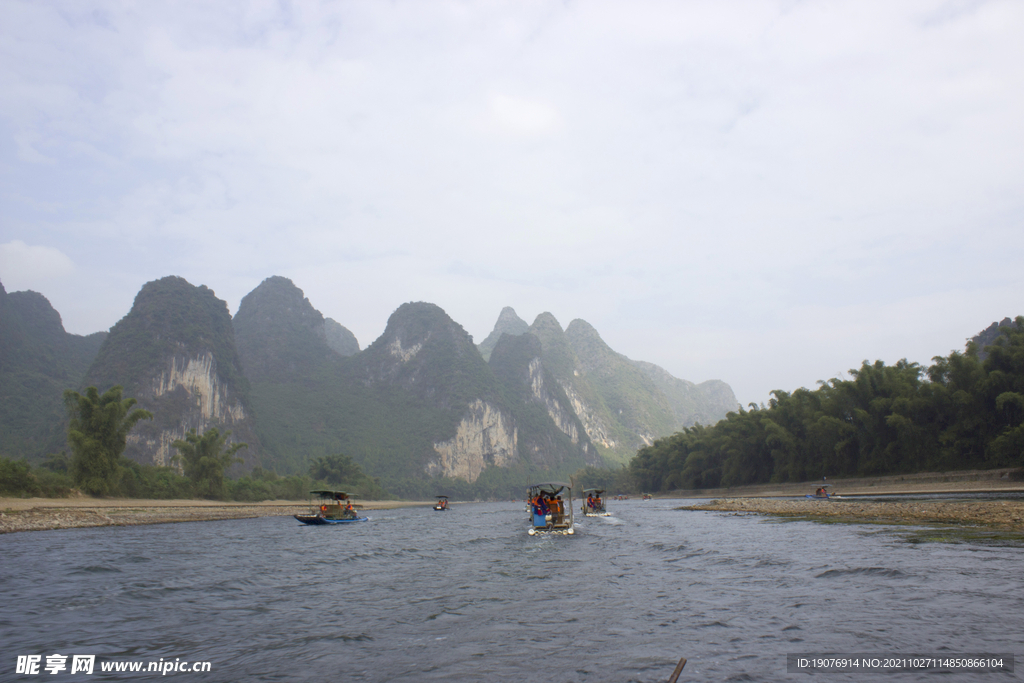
[2,500,1022,681]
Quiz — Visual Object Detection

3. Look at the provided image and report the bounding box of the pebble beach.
[0,498,428,534]
[672,469,1024,533]
[679,497,1024,532]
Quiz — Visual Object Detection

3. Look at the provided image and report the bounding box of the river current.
[2,500,1022,681]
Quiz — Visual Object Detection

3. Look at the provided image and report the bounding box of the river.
[2,500,1021,681]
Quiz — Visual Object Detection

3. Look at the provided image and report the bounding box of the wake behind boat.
[294,490,368,525]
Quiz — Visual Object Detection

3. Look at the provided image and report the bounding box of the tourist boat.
[580,488,610,517]
[527,482,575,535]
[294,490,368,525]
[642,493,653,501]
[806,485,834,499]
[433,495,450,511]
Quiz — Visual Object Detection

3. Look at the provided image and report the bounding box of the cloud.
[0,241,76,288]
[0,0,1022,402]
[488,93,560,135]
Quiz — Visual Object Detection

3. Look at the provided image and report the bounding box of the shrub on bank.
[0,457,74,497]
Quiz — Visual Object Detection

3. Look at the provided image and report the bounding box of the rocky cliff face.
[358,302,497,406]
[477,306,529,361]
[487,332,601,470]
[324,318,359,356]
[346,301,521,483]
[478,307,741,465]
[529,358,582,445]
[428,399,517,482]
[84,276,259,469]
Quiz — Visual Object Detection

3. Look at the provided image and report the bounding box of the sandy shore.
[670,468,1024,532]
[0,497,433,534]
[679,497,1024,532]
[663,467,1024,499]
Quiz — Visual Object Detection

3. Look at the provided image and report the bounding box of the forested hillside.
[81,276,261,469]
[631,316,1024,491]
[479,309,740,464]
[0,280,106,459]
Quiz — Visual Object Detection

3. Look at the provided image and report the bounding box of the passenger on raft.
[532,494,549,527]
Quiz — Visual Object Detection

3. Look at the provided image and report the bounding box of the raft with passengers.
[294,491,369,525]
[580,488,610,517]
[806,484,841,499]
[527,482,575,535]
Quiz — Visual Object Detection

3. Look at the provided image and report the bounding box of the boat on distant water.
[581,488,610,517]
[642,493,653,501]
[806,484,836,499]
[433,495,450,511]
[527,482,575,535]
[294,491,368,525]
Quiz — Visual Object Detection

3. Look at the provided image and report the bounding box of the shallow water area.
[2,500,1021,681]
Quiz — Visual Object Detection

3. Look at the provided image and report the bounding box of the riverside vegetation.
[2,271,1023,503]
[0,385,389,502]
[631,317,1024,492]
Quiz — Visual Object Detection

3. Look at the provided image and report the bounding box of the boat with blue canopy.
[294,490,368,525]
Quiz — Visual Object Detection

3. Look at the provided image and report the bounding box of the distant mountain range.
[0,275,741,497]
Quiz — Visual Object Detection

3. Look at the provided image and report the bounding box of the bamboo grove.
[630,317,1024,491]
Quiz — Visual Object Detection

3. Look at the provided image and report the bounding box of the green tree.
[172,427,247,499]
[64,386,153,496]
[309,453,365,486]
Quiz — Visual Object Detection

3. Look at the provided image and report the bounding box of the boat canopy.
[435,495,449,499]
[582,488,605,495]
[528,482,571,495]
[309,490,350,501]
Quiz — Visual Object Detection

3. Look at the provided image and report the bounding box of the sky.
[1,0,1022,407]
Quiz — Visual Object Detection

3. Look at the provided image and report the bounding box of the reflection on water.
[2,501,1022,681]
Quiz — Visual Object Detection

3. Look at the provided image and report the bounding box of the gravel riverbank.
[679,498,1024,532]
[0,498,431,534]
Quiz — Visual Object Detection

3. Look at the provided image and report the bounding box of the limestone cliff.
[529,358,583,446]
[428,400,517,482]
[126,351,250,466]
[487,332,601,471]
[324,317,360,356]
[480,307,739,465]
[84,276,260,469]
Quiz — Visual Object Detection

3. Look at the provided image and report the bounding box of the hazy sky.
[2,0,1022,406]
